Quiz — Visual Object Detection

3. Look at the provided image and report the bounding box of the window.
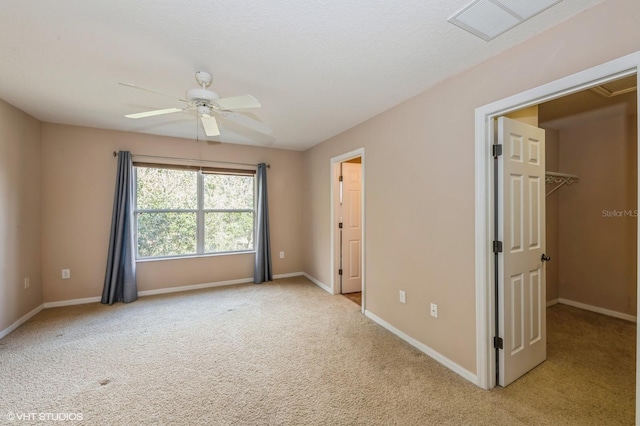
[134,164,255,259]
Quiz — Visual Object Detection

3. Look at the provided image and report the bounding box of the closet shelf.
[545,171,579,196]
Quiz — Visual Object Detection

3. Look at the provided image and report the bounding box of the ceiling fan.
[121,71,271,137]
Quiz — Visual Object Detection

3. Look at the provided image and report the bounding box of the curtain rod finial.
[113,151,118,157]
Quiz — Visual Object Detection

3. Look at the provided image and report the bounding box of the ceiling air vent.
[448,0,563,41]
[591,75,637,98]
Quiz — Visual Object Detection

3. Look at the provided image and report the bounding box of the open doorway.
[331,149,365,311]
[474,53,640,417]
[492,77,637,397]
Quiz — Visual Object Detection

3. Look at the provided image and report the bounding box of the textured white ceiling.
[0,0,604,150]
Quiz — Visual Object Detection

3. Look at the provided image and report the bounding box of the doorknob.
[541,254,551,262]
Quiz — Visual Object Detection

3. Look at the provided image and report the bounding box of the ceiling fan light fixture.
[197,105,212,116]
[121,71,270,138]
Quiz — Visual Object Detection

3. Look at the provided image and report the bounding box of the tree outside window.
[135,165,255,259]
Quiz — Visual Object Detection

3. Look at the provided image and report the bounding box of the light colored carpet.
[0,276,635,425]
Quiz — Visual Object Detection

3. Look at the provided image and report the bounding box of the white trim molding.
[329,148,366,311]
[44,297,101,308]
[0,304,44,340]
[138,277,254,297]
[365,310,477,385]
[273,272,305,280]
[474,50,640,391]
[38,272,321,310]
[558,298,637,323]
[303,273,332,294]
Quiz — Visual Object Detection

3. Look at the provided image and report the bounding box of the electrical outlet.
[279,251,285,259]
[430,303,438,318]
[61,269,71,279]
[399,290,406,304]
[24,277,30,289]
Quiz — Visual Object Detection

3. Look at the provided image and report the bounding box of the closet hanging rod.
[545,171,578,180]
[113,151,269,168]
[545,171,578,196]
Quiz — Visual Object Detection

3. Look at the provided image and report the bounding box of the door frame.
[330,148,366,312]
[474,50,640,399]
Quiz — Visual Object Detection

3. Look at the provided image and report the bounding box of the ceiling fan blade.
[218,111,272,135]
[119,82,186,101]
[215,95,261,110]
[125,108,184,119]
[201,114,220,137]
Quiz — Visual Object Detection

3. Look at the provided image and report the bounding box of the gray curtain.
[254,163,272,283]
[102,151,138,304]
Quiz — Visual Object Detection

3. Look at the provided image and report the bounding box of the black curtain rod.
[113,151,269,168]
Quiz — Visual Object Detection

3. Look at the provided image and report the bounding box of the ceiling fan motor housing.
[186,88,220,104]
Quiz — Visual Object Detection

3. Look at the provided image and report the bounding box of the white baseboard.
[44,296,102,308]
[546,298,559,308]
[0,304,44,340]
[42,273,310,308]
[273,272,305,279]
[42,278,253,308]
[142,273,310,296]
[139,277,254,297]
[303,273,332,294]
[557,298,637,323]
[364,310,478,385]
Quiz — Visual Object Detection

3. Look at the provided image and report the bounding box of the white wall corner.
[303,273,332,294]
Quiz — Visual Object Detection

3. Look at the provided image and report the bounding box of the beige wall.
[0,100,42,332]
[303,0,640,374]
[2,0,638,381]
[544,128,560,302]
[506,105,538,127]
[41,124,305,303]
[557,114,637,315]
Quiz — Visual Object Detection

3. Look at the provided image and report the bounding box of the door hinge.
[339,222,343,229]
[494,336,503,350]
[338,269,343,276]
[492,241,503,253]
[492,144,503,158]
[339,175,343,182]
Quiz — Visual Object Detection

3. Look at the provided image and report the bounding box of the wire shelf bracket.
[545,171,579,196]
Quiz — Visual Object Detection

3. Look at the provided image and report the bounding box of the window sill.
[136,250,255,263]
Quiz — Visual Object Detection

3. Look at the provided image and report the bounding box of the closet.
[538,82,637,318]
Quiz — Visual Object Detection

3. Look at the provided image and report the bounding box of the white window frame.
[134,165,257,260]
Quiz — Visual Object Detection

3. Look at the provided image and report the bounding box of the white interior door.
[341,162,362,293]
[498,116,547,386]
